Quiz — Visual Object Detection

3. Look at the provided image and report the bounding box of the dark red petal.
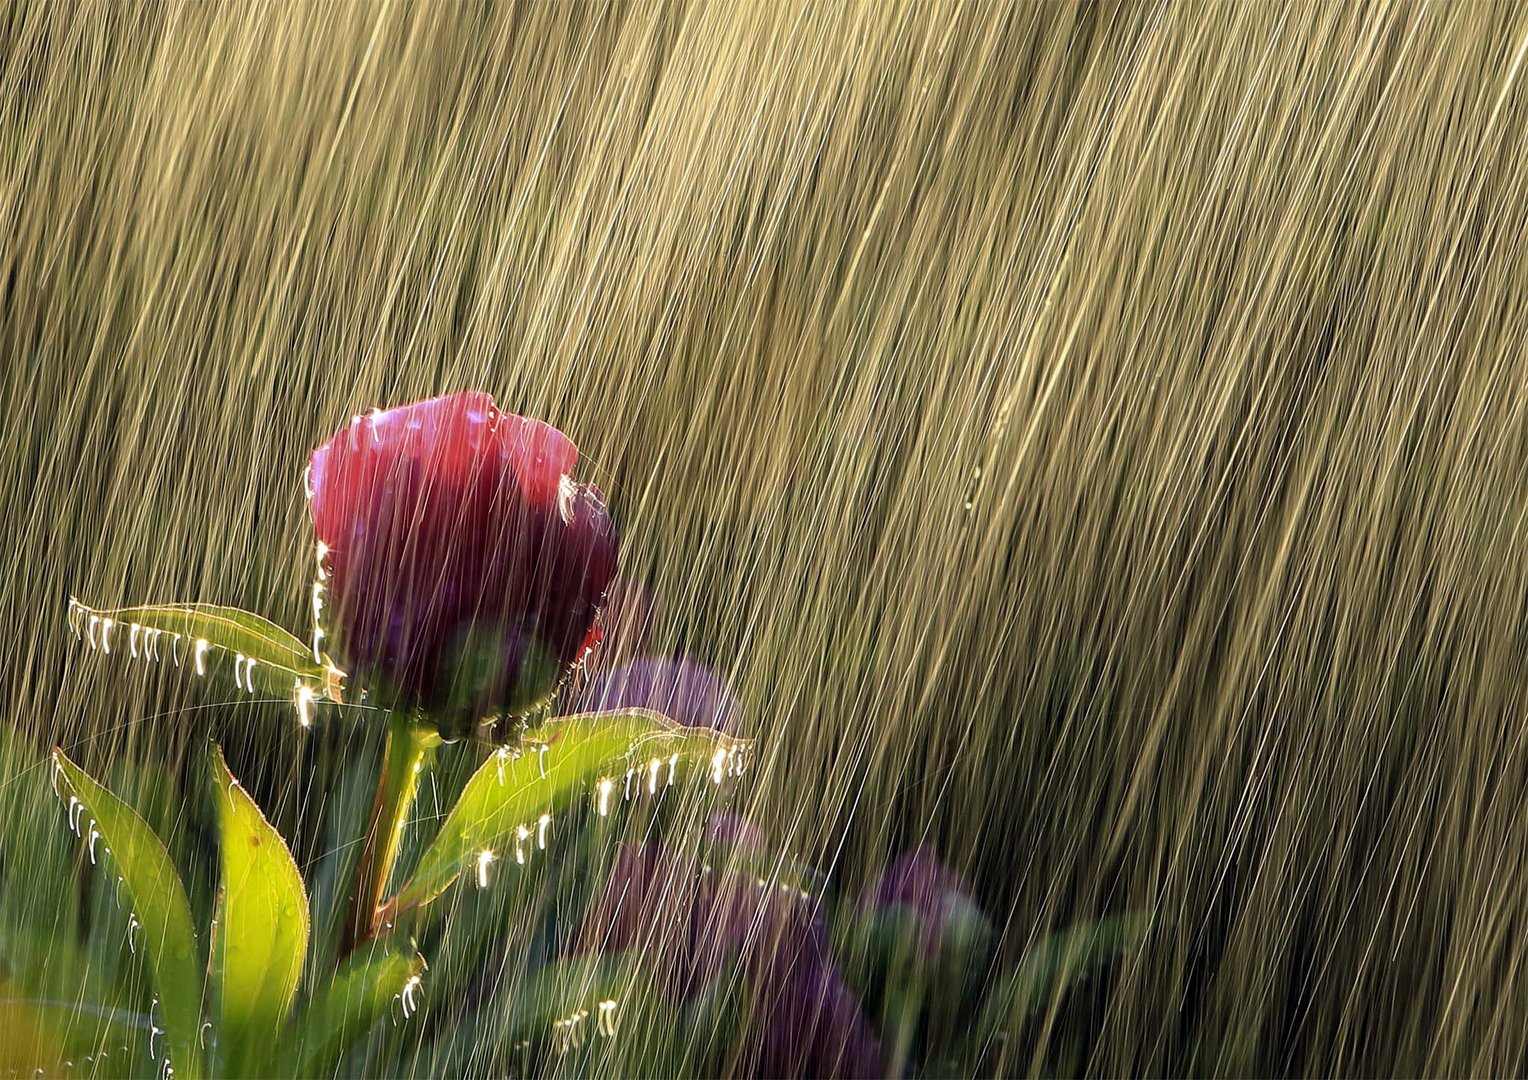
[493,411,578,506]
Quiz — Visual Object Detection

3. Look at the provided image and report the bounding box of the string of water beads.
[472,809,553,889]
[552,1009,588,1052]
[67,596,345,730]
[552,999,621,1052]
[593,742,748,819]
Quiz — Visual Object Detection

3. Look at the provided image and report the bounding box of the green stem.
[342,712,436,957]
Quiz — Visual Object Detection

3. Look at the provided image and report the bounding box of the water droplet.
[597,999,620,1038]
[399,974,423,1018]
[295,681,316,728]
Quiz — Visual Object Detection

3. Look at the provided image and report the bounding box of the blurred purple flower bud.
[308,392,616,738]
[859,846,990,961]
[748,917,886,1079]
[577,842,882,1077]
[577,654,741,732]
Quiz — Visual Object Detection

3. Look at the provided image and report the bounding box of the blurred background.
[4,0,1528,1074]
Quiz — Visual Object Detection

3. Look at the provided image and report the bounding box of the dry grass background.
[4,0,1528,1075]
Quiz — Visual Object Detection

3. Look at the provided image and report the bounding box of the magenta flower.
[307,392,616,738]
[576,655,741,732]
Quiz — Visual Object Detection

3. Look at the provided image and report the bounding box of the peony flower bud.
[307,392,616,739]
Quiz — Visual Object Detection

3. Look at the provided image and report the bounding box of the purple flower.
[858,846,987,961]
[308,392,616,737]
[577,842,882,1078]
[576,655,741,732]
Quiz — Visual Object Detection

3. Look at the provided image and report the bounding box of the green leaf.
[66,597,340,705]
[209,744,310,1075]
[390,711,746,918]
[287,938,424,1075]
[52,750,205,1080]
[0,995,154,1062]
